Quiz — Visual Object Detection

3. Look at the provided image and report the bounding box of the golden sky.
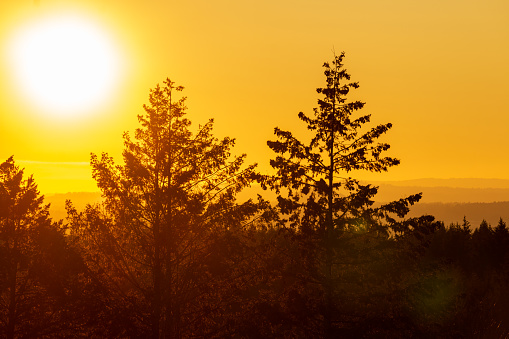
[1,0,508,194]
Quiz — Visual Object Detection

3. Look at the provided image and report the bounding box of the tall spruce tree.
[263,52,421,337]
[67,79,265,338]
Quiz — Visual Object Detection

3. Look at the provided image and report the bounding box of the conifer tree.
[0,157,76,338]
[0,157,50,338]
[494,218,507,236]
[68,79,264,338]
[462,215,472,235]
[263,52,421,337]
[493,218,509,267]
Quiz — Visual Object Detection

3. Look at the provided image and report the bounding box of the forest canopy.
[1,54,508,338]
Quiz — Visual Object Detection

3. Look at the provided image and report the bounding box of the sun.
[6,12,121,118]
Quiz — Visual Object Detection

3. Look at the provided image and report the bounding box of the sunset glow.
[6,12,121,117]
[2,2,509,336]
[0,0,508,195]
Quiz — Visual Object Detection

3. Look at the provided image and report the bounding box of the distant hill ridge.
[368,178,509,189]
[374,186,509,203]
[404,202,509,229]
[45,178,509,228]
[369,179,509,226]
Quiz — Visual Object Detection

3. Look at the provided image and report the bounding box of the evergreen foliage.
[66,79,267,337]
[0,157,97,338]
[262,52,423,337]
[1,57,509,338]
[263,52,421,236]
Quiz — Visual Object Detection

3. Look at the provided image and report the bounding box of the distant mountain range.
[44,178,509,229]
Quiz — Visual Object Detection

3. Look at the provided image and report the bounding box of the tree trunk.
[153,218,162,338]
[325,88,336,339]
[153,163,163,338]
[6,235,18,339]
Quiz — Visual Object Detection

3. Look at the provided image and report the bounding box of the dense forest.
[2,54,509,338]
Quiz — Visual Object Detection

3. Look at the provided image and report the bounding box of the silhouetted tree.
[262,52,422,337]
[67,79,266,338]
[0,157,90,337]
[0,156,52,338]
[430,222,471,270]
[461,215,472,235]
[472,220,496,271]
[493,218,509,267]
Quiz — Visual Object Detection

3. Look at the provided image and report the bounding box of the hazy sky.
[1,0,508,194]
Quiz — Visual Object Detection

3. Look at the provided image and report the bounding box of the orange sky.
[1,0,508,194]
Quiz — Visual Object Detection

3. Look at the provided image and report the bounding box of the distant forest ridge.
[403,202,509,229]
[45,178,509,228]
[374,185,509,203]
[363,178,509,227]
[368,178,509,188]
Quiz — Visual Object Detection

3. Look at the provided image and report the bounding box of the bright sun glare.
[7,12,121,118]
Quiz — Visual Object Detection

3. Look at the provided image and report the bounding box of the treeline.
[406,201,509,228]
[2,54,509,338]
